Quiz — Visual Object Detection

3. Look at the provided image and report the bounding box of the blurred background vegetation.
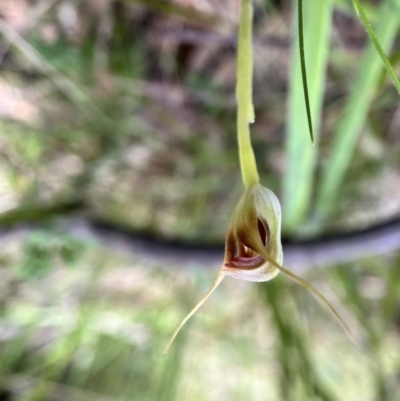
[1,0,400,400]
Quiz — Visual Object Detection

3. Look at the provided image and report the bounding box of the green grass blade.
[298,0,314,144]
[282,0,333,233]
[315,0,399,220]
[351,0,400,95]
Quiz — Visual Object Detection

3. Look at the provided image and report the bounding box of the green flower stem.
[237,0,259,188]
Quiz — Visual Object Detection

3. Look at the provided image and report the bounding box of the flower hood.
[222,184,283,282]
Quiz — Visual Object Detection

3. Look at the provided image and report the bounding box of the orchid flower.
[163,183,348,355]
[163,0,348,356]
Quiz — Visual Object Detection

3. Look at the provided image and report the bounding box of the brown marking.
[225,255,264,270]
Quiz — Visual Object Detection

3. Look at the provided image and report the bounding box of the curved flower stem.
[237,0,259,188]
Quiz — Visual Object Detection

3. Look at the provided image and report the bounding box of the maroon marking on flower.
[224,218,271,270]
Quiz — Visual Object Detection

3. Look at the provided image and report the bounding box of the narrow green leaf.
[351,0,400,95]
[315,0,399,220]
[298,0,314,144]
[282,0,333,233]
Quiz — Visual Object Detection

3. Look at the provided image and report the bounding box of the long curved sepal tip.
[163,271,226,356]
[278,265,350,335]
[256,247,350,335]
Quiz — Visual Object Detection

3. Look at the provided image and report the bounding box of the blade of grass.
[259,280,336,401]
[282,0,333,233]
[351,0,400,95]
[314,0,399,220]
[0,19,105,122]
[151,321,189,401]
[298,0,314,144]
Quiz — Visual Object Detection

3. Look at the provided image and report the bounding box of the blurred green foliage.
[0,0,399,400]
[16,231,89,279]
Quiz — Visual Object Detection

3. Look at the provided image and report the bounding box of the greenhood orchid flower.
[163,183,282,355]
[222,184,282,282]
[163,0,348,356]
[163,184,348,355]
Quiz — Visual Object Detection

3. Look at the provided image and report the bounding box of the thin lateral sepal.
[163,271,226,356]
[298,0,314,145]
[351,0,400,95]
[258,247,350,335]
